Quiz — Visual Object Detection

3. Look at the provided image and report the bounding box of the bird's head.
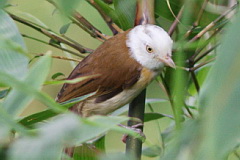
[127,24,175,71]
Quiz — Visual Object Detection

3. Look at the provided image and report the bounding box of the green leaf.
[54,0,82,16]
[18,109,57,128]
[0,71,65,113]
[0,89,9,99]
[161,11,240,160]
[59,22,71,34]
[113,0,136,30]
[60,92,96,108]
[92,0,119,25]
[197,11,240,159]
[144,113,173,122]
[73,136,105,160]
[51,72,65,80]
[45,75,98,85]
[155,0,181,21]
[0,9,28,80]
[9,114,131,160]
[13,11,49,29]
[0,106,29,136]
[3,53,52,116]
[142,145,161,157]
[19,92,97,128]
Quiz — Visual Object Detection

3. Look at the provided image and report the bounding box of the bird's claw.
[119,123,146,143]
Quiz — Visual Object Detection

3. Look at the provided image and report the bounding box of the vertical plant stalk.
[126,0,155,159]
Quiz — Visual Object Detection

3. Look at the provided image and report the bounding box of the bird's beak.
[158,55,176,69]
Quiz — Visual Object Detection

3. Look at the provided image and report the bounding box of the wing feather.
[56,31,142,103]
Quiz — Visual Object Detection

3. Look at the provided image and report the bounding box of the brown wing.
[56,31,142,103]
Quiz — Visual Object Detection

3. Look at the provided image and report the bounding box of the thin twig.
[190,71,200,93]
[9,13,92,55]
[46,0,108,41]
[147,103,165,149]
[191,58,216,71]
[159,75,175,113]
[189,29,220,63]
[87,0,123,34]
[22,34,86,58]
[194,44,219,63]
[184,104,194,119]
[73,12,111,40]
[189,3,238,42]
[194,0,209,26]
[37,54,81,62]
[185,0,209,38]
[168,6,184,36]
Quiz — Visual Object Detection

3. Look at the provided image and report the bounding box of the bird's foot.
[118,123,146,143]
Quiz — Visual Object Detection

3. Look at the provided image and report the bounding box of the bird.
[56,24,175,117]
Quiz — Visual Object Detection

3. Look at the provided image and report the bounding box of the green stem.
[126,0,155,159]
[126,90,146,159]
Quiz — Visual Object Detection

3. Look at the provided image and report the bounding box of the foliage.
[1,0,240,160]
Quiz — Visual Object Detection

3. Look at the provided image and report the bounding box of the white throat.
[126,24,173,71]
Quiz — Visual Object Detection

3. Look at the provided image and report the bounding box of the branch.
[46,0,110,41]
[73,12,111,40]
[194,44,219,63]
[22,34,86,58]
[87,0,123,35]
[9,13,93,55]
[191,58,216,71]
[36,54,81,62]
[126,0,155,159]
[168,6,184,36]
[189,3,238,42]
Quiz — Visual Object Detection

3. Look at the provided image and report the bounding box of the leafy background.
[1,0,240,160]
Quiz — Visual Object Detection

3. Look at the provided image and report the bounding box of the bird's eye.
[146,45,154,53]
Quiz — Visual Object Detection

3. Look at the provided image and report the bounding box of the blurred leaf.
[18,109,57,128]
[3,53,52,116]
[9,113,82,160]
[9,114,131,160]
[19,92,96,127]
[0,89,9,99]
[74,116,130,145]
[0,107,29,136]
[155,0,181,21]
[92,0,119,25]
[113,0,136,30]
[53,0,82,16]
[144,113,173,122]
[142,145,161,157]
[0,9,28,80]
[0,71,65,113]
[13,11,49,29]
[73,137,105,160]
[59,22,71,34]
[51,72,65,80]
[197,11,240,159]
[0,0,7,9]
[161,11,240,160]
